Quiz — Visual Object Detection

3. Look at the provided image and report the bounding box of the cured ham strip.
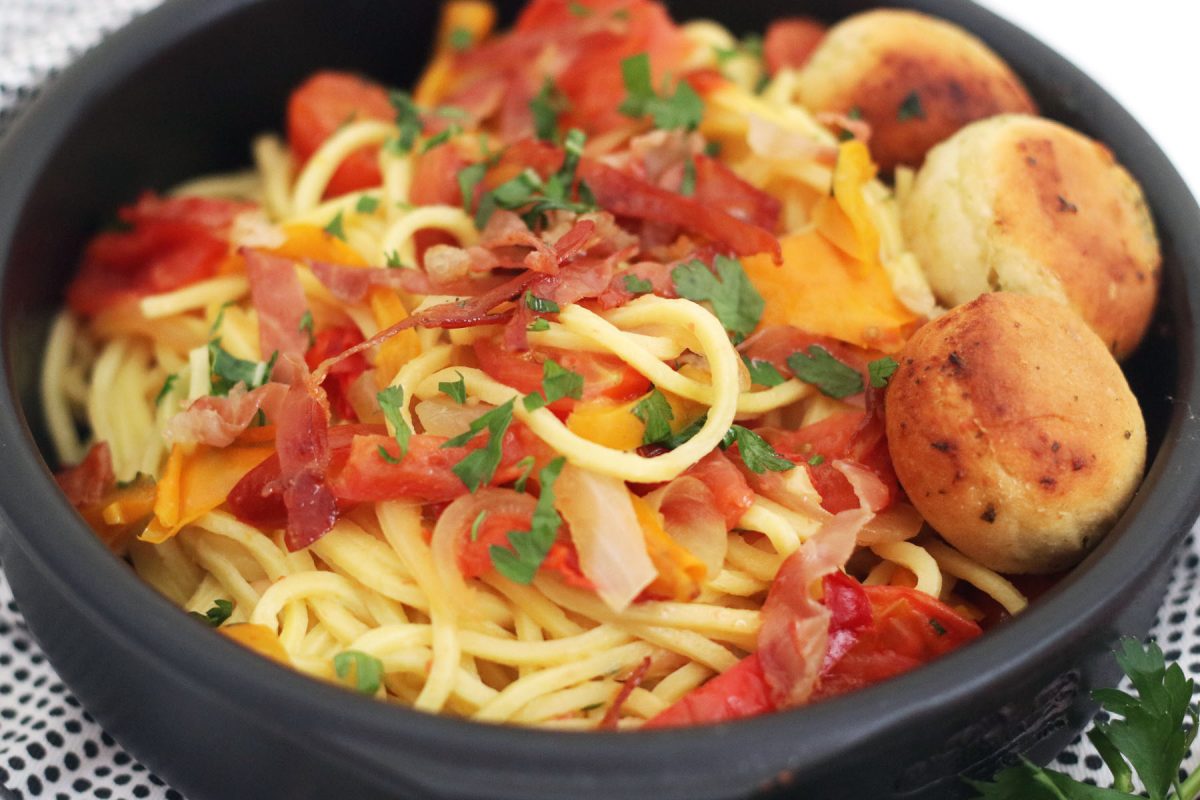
[55,442,115,507]
[271,385,338,551]
[308,260,411,305]
[756,504,868,708]
[243,248,309,361]
[164,382,288,448]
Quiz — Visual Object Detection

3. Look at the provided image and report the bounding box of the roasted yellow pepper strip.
[631,495,706,602]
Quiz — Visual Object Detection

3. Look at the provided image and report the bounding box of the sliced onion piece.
[643,476,727,579]
[554,464,656,613]
[430,488,535,615]
[414,397,490,437]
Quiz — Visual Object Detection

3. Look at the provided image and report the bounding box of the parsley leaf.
[324,210,347,241]
[299,309,315,347]
[808,454,825,466]
[210,300,234,335]
[188,598,233,628]
[448,26,473,51]
[969,638,1199,800]
[567,0,592,16]
[512,455,537,493]
[421,124,462,153]
[208,341,277,396]
[439,372,467,404]
[680,157,697,196]
[355,195,379,214]
[527,318,551,332]
[787,345,863,399]
[444,399,515,492]
[490,457,566,584]
[457,161,489,214]
[722,425,794,473]
[376,386,412,459]
[660,414,707,450]
[333,650,384,695]
[469,510,488,542]
[743,355,785,387]
[525,293,560,314]
[377,445,401,464]
[155,374,179,407]
[671,255,764,339]
[623,274,653,295]
[389,91,423,154]
[523,359,584,412]
[897,90,925,122]
[475,129,597,228]
[530,77,569,143]
[619,52,705,131]
[632,388,674,445]
[385,249,406,268]
[868,356,899,389]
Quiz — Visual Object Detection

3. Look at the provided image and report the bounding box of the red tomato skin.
[66,194,249,316]
[473,339,651,415]
[684,450,754,529]
[812,585,982,701]
[286,71,393,198]
[763,18,827,74]
[305,326,368,422]
[458,510,534,578]
[643,654,773,729]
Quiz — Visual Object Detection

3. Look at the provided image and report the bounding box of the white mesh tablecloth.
[1,2,1198,799]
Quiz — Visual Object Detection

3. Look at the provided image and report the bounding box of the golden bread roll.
[885,293,1146,574]
[902,114,1161,358]
[794,9,1035,171]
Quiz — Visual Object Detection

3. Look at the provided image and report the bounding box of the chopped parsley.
[623,274,653,295]
[155,374,179,407]
[448,26,473,52]
[439,372,467,404]
[742,355,785,387]
[897,90,925,122]
[421,124,462,153]
[680,156,697,197]
[530,77,569,143]
[704,141,722,158]
[324,210,347,241]
[299,309,315,347]
[355,195,379,214]
[490,457,566,584]
[512,455,536,493]
[376,386,412,459]
[722,425,795,474]
[188,599,233,628]
[618,52,705,131]
[389,91,423,154]
[377,445,402,465]
[333,650,384,695]
[469,510,488,542]
[384,249,405,268]
[671,255,764,340]
[868,356,899,389]
[457,161,489,214]
[659,414,707,450]
[208,341,277,396]
[525,292,560,314]
[929,618,947,637]
[808,454,825,466]
[474,128,597,228]
[567,0,592,16]
[787,345,863,399]
[527,318,551,332]
[209,300,234,335]
[523,359,584,412]
[443,399,515,492]
[632,388,674,445]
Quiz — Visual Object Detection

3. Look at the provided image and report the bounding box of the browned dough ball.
[794,9,1036,172]
[885,293,1146,574]
[902,114,1161,359]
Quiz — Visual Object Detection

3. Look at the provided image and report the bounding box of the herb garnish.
[207,341,277,396]
[523,359,584,412]
[333,650,384,695]
[786,345,862,399]
[743,355,785,387]
[443,399,515,492]
[868,356,899,389]
[897,90,925,122]
[376,386,412,459]
[188,599,233,627]
[490,457,566,584]
[439,372,467,404]
[671,255,764,340]
[722,425,795,473]
[632,388,674,445]
[619,52,705,131]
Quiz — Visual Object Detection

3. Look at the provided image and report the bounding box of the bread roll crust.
[795,9,1036,172]
[902,114,1161,358]
[885,293,1146,574]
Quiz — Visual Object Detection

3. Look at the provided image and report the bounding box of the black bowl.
[1,2,1198,799]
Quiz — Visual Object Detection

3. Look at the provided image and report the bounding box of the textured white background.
[0,2,1198,798]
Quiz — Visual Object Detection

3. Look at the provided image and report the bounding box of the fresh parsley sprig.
[721,425,795,474]
[443,399,515,493]
[474,128,597,229]
[188,599,233,627]
[671,255,764,341]
[970,639,1200,800]
[618,52,705,131]
[523,359,584,412]
[376,386,412,459]
[207,341,277,397]
[333,650,384,695]
[632,388,674,446]
[490,457,567,584]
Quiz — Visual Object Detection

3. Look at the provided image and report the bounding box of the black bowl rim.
[1,0,1200,793]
